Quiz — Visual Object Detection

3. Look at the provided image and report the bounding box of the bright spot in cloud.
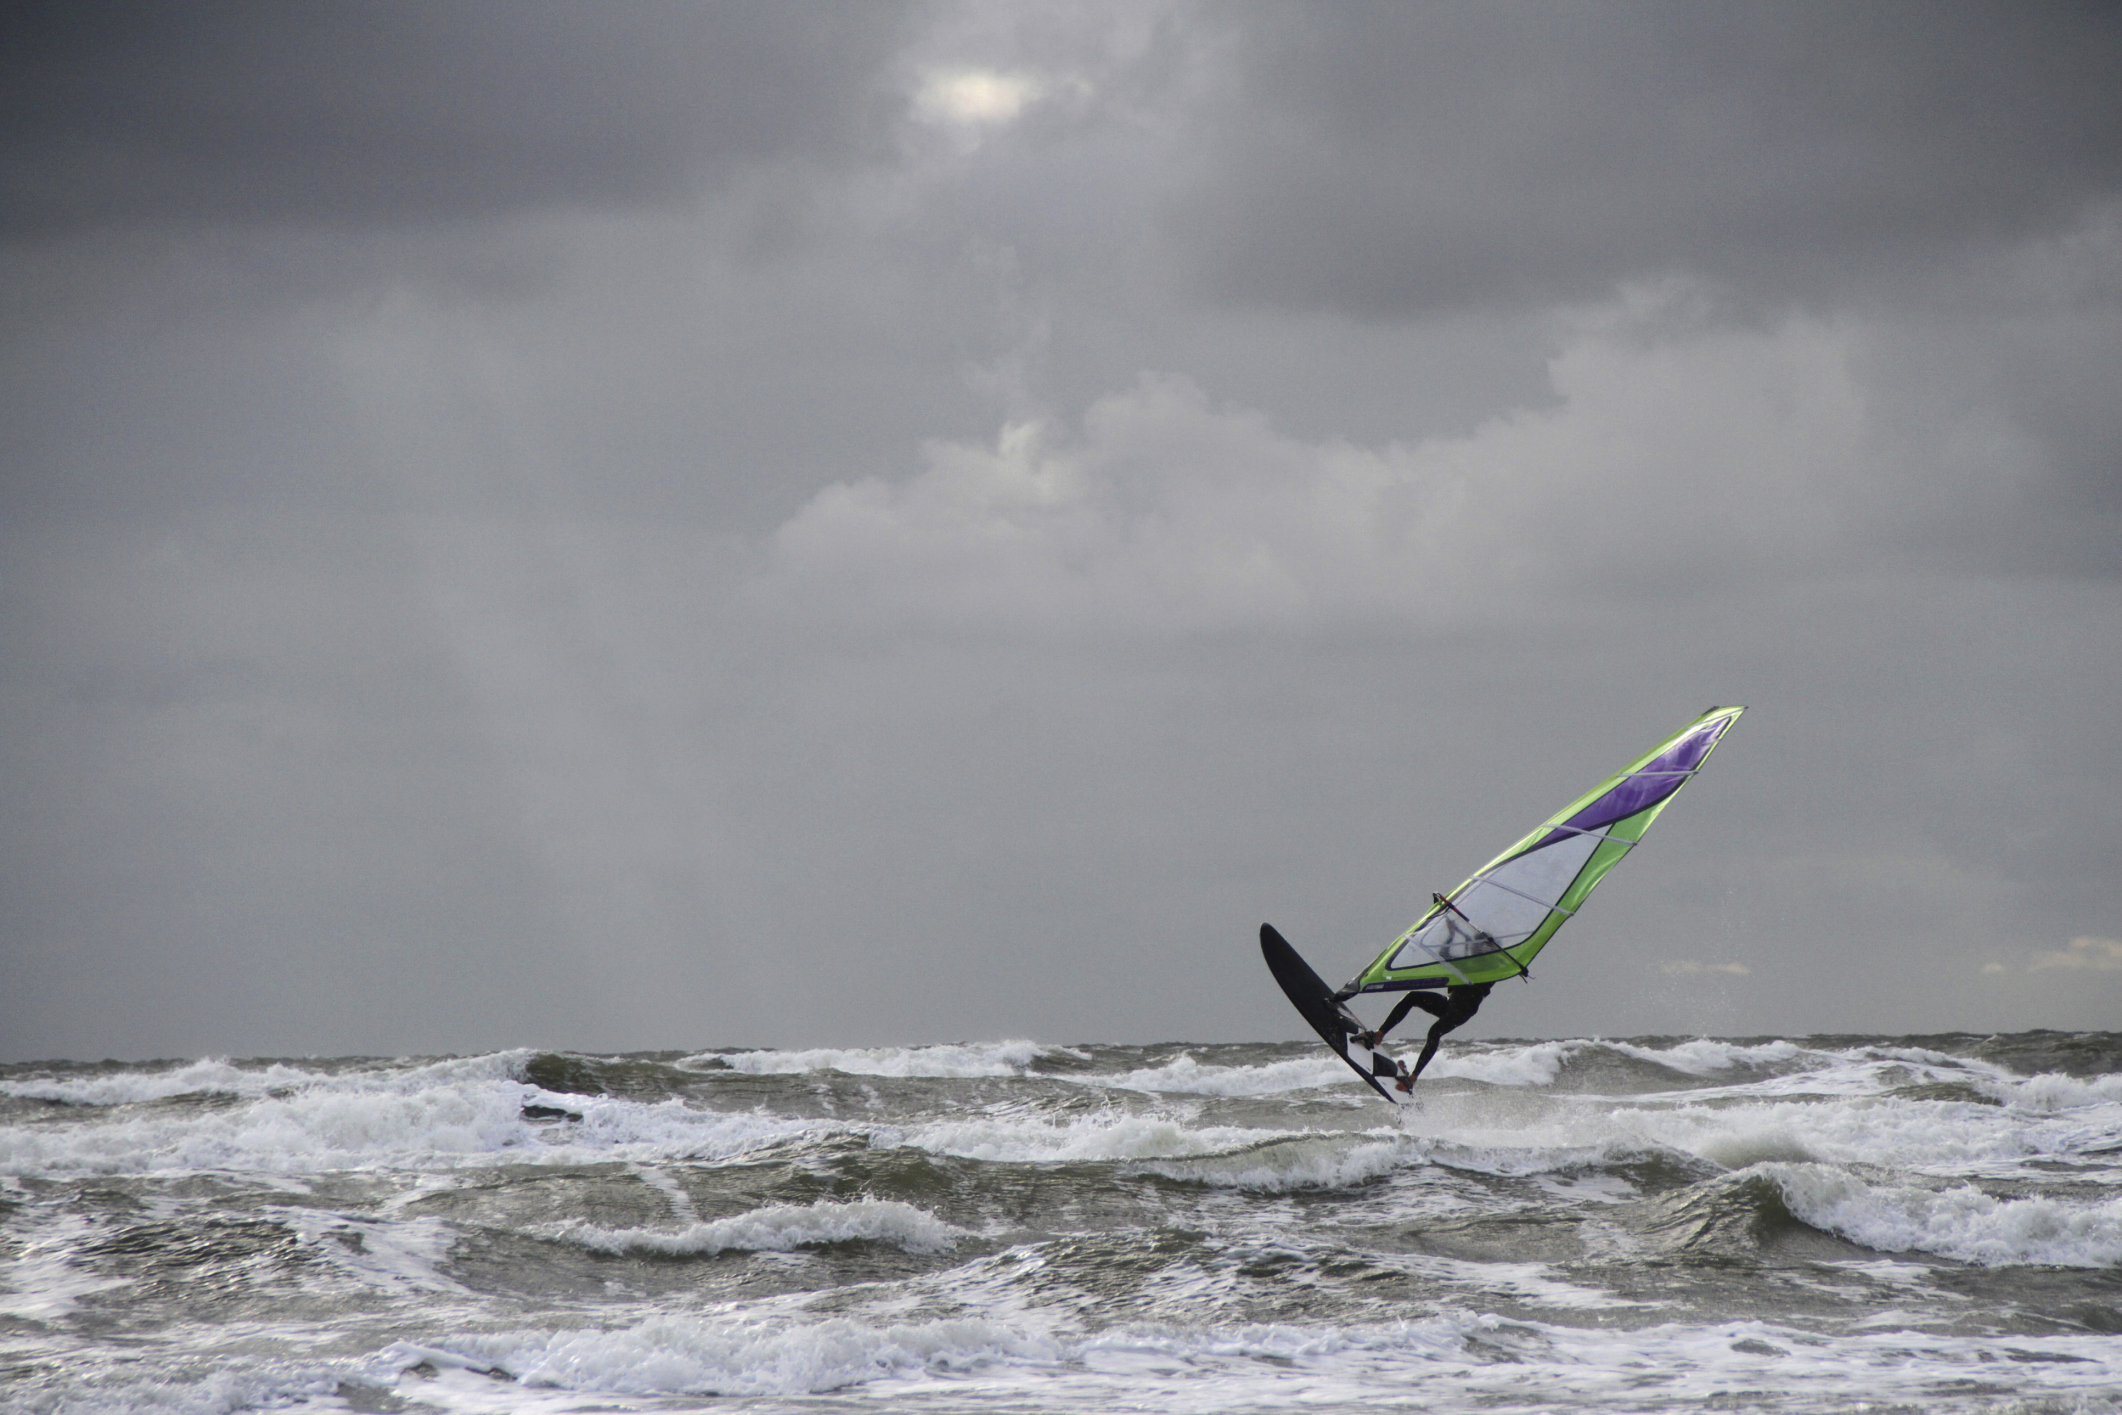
[2029,936,2122,972]
[915,67,1046,127]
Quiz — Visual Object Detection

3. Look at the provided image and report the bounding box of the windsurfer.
[1357,983,1493,1091]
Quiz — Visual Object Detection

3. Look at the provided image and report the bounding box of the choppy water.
[4,1032,2120,1414]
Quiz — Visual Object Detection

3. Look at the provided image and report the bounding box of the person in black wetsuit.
[1356,982,1493,1092]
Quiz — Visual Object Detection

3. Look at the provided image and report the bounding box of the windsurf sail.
[1345,705,1745,995]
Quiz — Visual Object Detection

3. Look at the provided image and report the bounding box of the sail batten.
[1475,877,1579,915]
[1352,706,1744,993]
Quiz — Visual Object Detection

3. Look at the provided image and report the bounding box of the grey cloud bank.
[1183,2,2122,312]
[0,2,905,234]
[3,2,2118,1061]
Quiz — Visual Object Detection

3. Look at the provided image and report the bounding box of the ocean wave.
[1422,1038,1808,1090]
[1606,1038,1807,1076]
[1389,1084,2099,1177]
[0,1051,531,1108]
[370,1306,2122,1406]
[552,1198,966,1257]
[269,1208,469,1293]
[1974,1068,2122,1114]
[0,1076,824,1177]
[0,1210,131,1322]
[1594,1091,2113,1174]
[1756,1161,2122,1267]
[381,1311,1502,1402]
[1074,1042,1582,1096]
[392,1311,1063,1399]
[898,1111,1288,1164]
[1083,1052,1352,1097]
[10,1034,2121,1415]
[6,1364,345,1415]
[28,1305,2122,1415]
[695,1040,1082,1078]
[1136,1133,1414,1191]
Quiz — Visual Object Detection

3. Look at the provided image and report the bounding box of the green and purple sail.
[1345,705,1746,995]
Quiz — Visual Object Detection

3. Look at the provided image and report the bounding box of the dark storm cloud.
[1177,1,2122,313]
[0,0,909,238]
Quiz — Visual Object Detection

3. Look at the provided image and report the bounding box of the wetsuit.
[1366,982,1492,1084]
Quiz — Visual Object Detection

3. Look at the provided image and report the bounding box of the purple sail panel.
[1559,774,1684,833]
[1557,720,1728,833]
[1632,720,1724,778]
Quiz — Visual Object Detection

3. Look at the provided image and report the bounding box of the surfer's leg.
[1405,1000,1478,1085]
[1403,1020,1450,1085]
[1361,990,1446,1048]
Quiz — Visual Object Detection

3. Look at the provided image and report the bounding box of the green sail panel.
[1349,705,1745,993]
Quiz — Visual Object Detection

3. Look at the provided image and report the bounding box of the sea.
[4,1032,2119,1414]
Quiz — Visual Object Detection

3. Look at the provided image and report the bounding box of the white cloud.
[1659,960,1752,977]
[2029,936,2122,972]
[754,296,2012,633]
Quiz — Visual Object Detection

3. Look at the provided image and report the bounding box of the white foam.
[11,1364,344,1415]
[0,1208,131,1320]
[1681,1119,1823,1169]
[1083,1043,1581,1096]
[1647,1091,2120,1173]
[1608,1037,1807,1075]
[391,1311,1063,1399]
[1863,1042,1996,1069]
[629,1164,701,1223]
[0,1051,530,1108]
[1017,1047,2108,1190]
[0,1066,826,1178]
[1977,1068,2122,1113]
[898,1111,1287,1164]
[365,1308,2122,1410]
[1372,1036,1804,1089]
[269,1208,471,1294]
[20,1288,2122,1414]
[698,1040,1080,1078]
[1758,1161,2122,1267]
[552,1199,966,1257]
[1419,1040,1579,1087]
[1380,1080,2116,1180]
[1084,1051,1352,1097]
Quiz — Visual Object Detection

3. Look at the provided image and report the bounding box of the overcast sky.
[4,1,2119,1062]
